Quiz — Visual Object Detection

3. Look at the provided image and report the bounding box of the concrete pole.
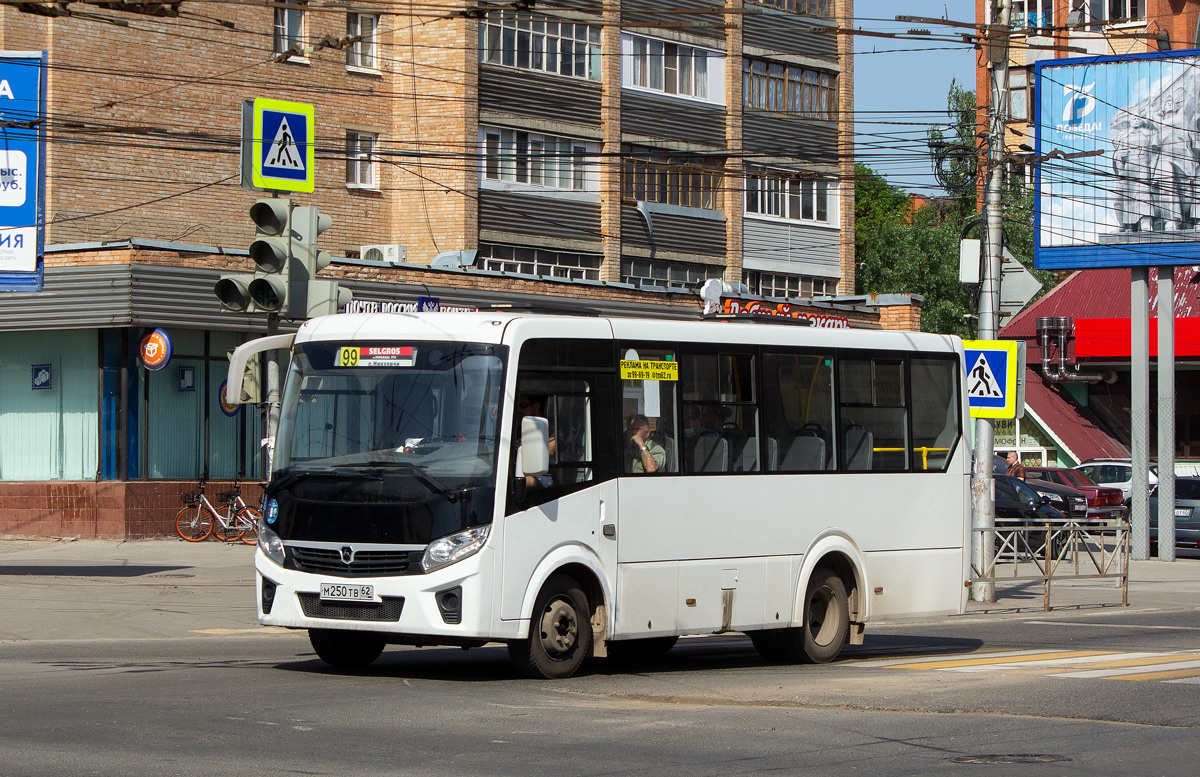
[1157,267,1176,561]
[1130,268,1150,560]
[264,312,281,475]
[971,0,1010,603]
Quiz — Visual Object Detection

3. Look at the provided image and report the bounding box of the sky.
[852,0,978,194]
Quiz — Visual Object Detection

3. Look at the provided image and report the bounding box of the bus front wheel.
[509,574,592,679]
[308,628,386,669]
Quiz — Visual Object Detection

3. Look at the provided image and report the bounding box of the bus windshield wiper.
[332,461,461,503]
[272,468,382,491]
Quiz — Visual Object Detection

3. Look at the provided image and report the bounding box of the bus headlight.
[258,521,286,566]
[422,525,490,573]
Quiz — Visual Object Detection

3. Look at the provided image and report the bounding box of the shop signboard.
[0,52,47,292]
[1035,49,1200,269]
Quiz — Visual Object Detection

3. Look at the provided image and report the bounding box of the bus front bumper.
[254,546,507,642]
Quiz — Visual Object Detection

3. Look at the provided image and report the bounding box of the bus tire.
[508,574,592,679]
[308,629,386,669]
[799,567,850,664]
[607,636,678,664]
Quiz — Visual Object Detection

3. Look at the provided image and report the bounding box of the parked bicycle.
[176,478,261,544]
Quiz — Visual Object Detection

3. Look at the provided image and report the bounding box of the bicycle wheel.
[236,507,262,545]
[213,509,241,542]
[176,504,212,542]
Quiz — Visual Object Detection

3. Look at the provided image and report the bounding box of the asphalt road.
[2,540,1198,776]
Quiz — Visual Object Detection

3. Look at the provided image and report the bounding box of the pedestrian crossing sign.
[241,98,315,193]
[962,340,1024,419]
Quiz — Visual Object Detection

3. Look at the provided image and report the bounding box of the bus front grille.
[297,593,404,622]
[288,546,422,577]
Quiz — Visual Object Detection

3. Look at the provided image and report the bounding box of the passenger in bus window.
[627,414,665,474]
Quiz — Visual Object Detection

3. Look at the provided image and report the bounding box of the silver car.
[1149,476,1200,551]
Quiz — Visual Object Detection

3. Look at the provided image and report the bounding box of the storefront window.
[0,329,100,481]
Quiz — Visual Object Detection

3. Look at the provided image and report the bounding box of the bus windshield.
[274,341,506,493]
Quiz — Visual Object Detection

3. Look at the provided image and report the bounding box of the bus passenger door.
[498,337,621,625]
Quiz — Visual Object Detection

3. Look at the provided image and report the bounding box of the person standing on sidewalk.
[1005,451,1027,481]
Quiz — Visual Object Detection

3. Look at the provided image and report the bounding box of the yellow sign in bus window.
[620,360,679,381]
[338,347,360,367]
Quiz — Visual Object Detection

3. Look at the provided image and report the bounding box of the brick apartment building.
[0,1,926,537]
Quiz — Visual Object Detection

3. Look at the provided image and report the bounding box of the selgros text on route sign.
[963,340,1025,419]
[241,98,315,193]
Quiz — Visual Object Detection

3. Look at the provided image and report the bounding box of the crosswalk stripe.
[886,650,1111,670]
[1052,660,1200,680]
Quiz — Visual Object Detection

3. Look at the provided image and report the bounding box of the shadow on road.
[273,632,985,682]
[0,564,191,577]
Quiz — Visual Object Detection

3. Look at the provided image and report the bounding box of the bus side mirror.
[521,416,550,476]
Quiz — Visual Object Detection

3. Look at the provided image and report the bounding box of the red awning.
[1022,370,1128,461]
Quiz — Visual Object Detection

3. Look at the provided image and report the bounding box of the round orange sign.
[139,328,173,371]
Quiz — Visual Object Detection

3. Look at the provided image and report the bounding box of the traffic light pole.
[263,312,281,473]
[971,1,1011,603]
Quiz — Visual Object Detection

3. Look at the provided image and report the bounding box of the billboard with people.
[1035,50,1200,269]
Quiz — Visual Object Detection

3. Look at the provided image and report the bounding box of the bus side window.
[838,356,907,472]
[620,344,679,474]
[762,352,835,472]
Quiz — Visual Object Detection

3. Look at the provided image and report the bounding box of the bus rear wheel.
[750,567,849,664]
[308,629,386,669]
[509,574,592,679]
[800,567,850,663]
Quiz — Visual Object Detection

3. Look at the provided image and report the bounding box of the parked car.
[1074,459,1158,503]
[1148,476,1200,553]
[1026,466,1126,520]
[994,474,1069,556]
[1021,476,1089,521]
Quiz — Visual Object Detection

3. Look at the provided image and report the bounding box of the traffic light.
[214,198,292,314]
[290,206,351,318]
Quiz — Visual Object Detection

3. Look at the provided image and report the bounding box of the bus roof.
[295,312,962,354]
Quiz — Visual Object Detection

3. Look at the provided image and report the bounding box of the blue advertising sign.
[0,52,47,292]
[1035,50,1200,269]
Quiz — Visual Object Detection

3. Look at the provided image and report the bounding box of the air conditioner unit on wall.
[360,244,408,265]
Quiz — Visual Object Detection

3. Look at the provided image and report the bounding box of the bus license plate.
[320,582,375,602]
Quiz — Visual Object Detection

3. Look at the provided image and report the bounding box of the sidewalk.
[0,539,1197,644]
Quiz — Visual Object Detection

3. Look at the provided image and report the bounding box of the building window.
[347,13,379,70]
[481,10,601,81]
[1011,1,1053,29]
[346,131,377,188]
[274,2,306,57]
[1106,0,1144,22]
[751,0,835,18]
[622,151,723,210]
[479,244,602,281]
[742,271,836,299]
[481,128,594,191]
[621,257,723,290]
[622,34,723,104]
[1066,0,1144,28]
[743,59,836,120]
[744,169,833,223]
[1009,69,1030,121]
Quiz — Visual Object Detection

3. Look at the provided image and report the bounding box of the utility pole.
[970,0,1011,603]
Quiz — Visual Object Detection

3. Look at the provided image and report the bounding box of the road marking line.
[855,649,1057,667]
[1023,620,1200,632]
[189,627,288,635]
[887,650,1112,670]
[1104,667,1200,682]
[1051,659,1200,679]
[1164,676,1200,685]
[938,652,1181,672]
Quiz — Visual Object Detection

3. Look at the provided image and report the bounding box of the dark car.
[1026,466,1124,520]
[1149,476,1200,553]
[1022,476,1088,521]
[994,474,1068,557]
